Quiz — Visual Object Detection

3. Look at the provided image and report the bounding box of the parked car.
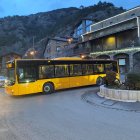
[0,76,7,87]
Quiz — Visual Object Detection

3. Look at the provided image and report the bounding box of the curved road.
[0,87,140,140]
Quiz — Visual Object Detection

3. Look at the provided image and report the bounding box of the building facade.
[73,19,93,39]
[78,6,140,73]
[43,19,93,59]
[44,37,74,59]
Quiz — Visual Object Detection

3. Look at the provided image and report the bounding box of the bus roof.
[15,58,116,63]
[13,57,115,62]
[52,57,83,60]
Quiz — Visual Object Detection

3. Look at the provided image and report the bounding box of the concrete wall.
[84,19,137,42]
[133,52,140,72]
[91,6,140,32]
[98,85,140,102]
[137,17,140,38]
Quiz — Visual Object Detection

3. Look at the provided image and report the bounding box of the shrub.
[124,73,140,90]
[104,70,120,87]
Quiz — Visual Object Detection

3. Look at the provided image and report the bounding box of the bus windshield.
[18,67,36,83]
[6,68,15,86]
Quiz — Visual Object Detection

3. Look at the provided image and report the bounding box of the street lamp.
[29,49,37,59]
[67,38,73,44]
[30,50,36,56]
[80,54,85,59]
[29,36,36,58]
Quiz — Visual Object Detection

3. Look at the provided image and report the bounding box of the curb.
[98,85,140,102]
[81,91,140,113]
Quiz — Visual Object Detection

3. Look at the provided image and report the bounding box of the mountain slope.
[0,2,125,57]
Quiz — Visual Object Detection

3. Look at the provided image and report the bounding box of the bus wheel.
[96,77,104,86]
[43,83,54,94]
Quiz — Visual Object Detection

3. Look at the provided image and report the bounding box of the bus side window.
[105,63,118,73]
[87,64,93,74]
[39,65,54,79]
[70,64,82,76]
[105,63,113,71]
[94,64,104,73]
[112,62,118,73]
[82,64,87,75]
[82,64,93,75]
[55,65,69,77]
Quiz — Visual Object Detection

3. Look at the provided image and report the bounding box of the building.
[44,37,73,59]
[44,37,78,59]
[78,6,140,73]
[72,19,93,39]
[0,52,21,75]
[43,19,93,59]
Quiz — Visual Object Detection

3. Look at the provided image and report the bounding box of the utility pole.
[31,36,35,59]
[33,36,35,48]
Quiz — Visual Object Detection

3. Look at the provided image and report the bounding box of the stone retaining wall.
[98,85,140,102]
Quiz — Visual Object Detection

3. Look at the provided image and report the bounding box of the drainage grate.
[101,99,118,106]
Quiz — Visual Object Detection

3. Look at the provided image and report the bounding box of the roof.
[0,52,22,57]
[48,37,68,42]
[74,18,94,28]
[90,6,140,29]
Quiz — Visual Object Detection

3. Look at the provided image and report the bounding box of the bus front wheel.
[43,83,54,94]
[96,77,104,86]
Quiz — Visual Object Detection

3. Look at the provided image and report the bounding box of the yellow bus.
[5,58,119,95]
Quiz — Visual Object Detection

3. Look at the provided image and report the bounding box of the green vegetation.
[104,71,140,90]
[124,73,140,90]
[0,35,18,46]
[104,70,120,88]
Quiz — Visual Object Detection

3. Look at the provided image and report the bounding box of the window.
[131,13,135,16]
[77,24,82,30]
[94,64,105,73]
[82,64,93,75]
[7,68,15,83]
[55,65,69,77]
[86,20,92,26]
[105,63,118,73]
[56,46,61,52]
[86,26,90,32]
[119,59,126,66]
[105,63,113,71]
[39,65,54,79]
[77,29,82,36]
[70,64,82,76]
[18,67,36,83]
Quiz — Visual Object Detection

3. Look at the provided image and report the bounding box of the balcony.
[53,38,140,58]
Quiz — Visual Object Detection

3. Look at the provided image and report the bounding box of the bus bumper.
[5,85,18,95]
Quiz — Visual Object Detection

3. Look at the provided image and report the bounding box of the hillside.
[0,2,125,57]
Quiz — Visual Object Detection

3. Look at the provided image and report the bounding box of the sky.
[0,0,139,18]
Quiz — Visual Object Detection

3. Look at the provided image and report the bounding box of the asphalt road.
[0,87,140,140]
